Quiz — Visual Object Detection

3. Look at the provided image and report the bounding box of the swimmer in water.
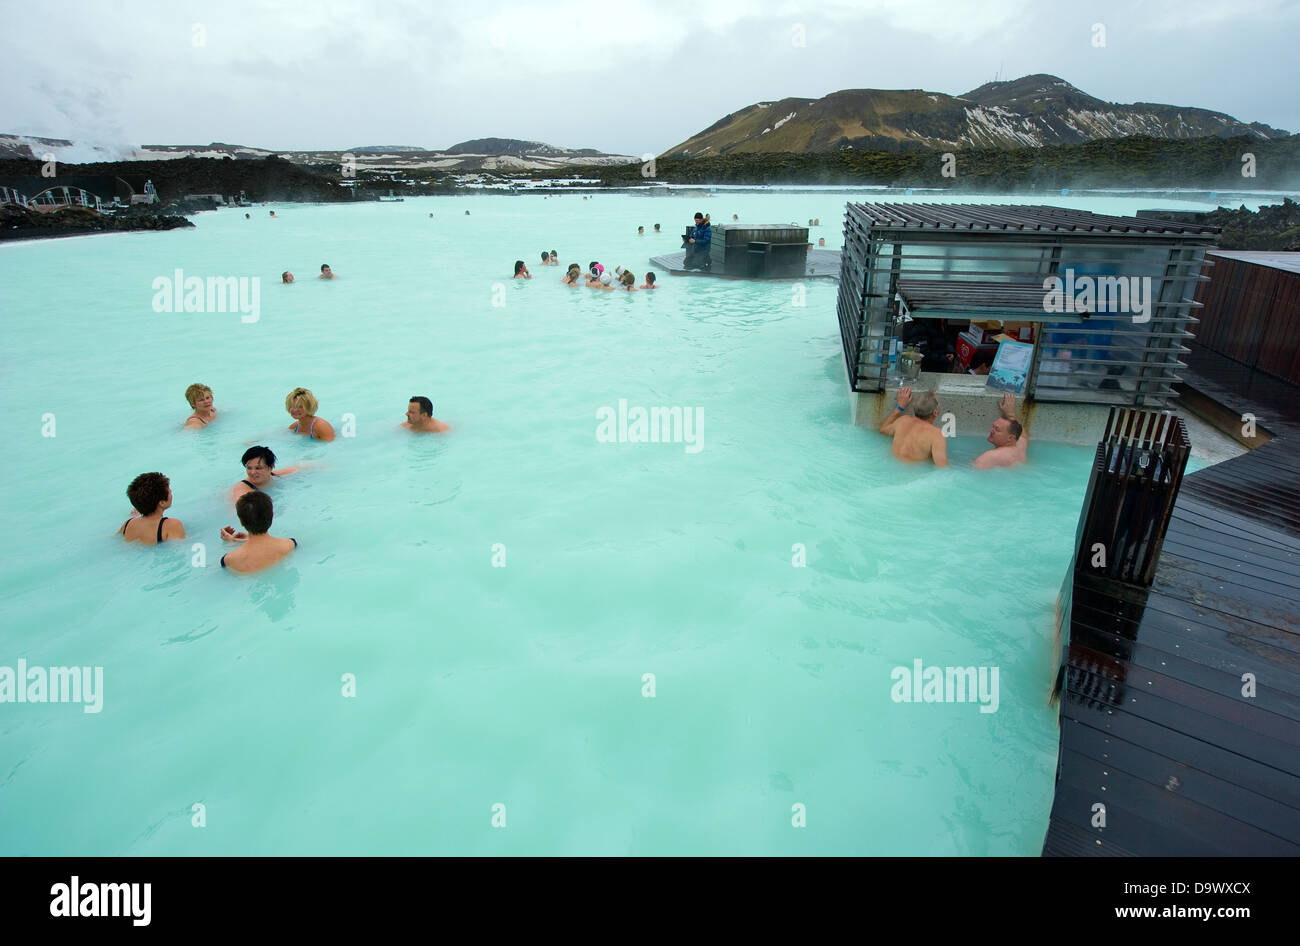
[640,272,657,289]
[269,211,276,218]
[540,251,551,267]
[402,396,449,433]
[232,446,299,503]
[118,472,185,543]
[549,250,558,265]
[877,386,948,467]
[974,393,1030,469]
[591,270,615,290]
[286,387,336,441]
[562,263,583,286]
[514,260,532,279]
[319,264,336,279]
[654,224,660,232]
[620,270,637,290]
[282,271,294,283]
[638,226,644,235]
[183,383,217,429]
[219,492,298,574]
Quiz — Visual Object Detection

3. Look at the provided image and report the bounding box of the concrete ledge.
[848,370,1248,461]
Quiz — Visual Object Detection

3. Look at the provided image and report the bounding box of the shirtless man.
[319,264,336,279]
[877,386,948,466]
[974,393,1029,469]
[183,383,217,429]
[219,492,298,574]
[402,396,449,433]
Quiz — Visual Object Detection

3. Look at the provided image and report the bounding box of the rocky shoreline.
[0,204,194,242]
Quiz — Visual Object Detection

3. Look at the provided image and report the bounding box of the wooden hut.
[835,204,1221,408]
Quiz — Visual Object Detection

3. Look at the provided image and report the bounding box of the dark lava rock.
[0,204,194,241]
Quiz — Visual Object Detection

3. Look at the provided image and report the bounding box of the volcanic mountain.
[664,74,1289,158]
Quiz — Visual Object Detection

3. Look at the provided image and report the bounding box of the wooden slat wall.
[1192,256,1300,385]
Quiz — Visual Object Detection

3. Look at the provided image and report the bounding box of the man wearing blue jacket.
[685,212,711,271]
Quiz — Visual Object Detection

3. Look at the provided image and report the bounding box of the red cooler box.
[955,330,998,371]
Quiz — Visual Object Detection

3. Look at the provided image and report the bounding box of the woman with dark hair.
[232,446,299,503]
[118,472,185,544]
[562,263,583,287]
[513,260,531,279]
[219,491,297,574]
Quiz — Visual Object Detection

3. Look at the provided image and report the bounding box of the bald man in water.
[878,386,948,466]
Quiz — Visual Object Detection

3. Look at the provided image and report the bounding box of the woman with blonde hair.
[285,387,336,441]
[183,383,217,429]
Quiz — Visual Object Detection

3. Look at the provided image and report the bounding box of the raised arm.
[1001,393,1029,455]
[879,386,912,435]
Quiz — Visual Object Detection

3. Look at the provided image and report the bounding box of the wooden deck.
[1043,350,1300,855]
[648,249,841,280]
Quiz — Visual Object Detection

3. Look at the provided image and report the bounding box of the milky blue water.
[0,191,1248,855]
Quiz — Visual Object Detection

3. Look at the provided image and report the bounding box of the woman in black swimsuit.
[118,472,185,544]
[232,446,299,503]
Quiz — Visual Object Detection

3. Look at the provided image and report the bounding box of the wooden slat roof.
[849,202,1222,236]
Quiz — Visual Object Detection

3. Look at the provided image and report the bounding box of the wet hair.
[644,272,656,285]
[637,226,644,232]
[242,445,277,469]
[1007,419,1023,440]
[185,383,211,408]
[285,387,319,415]
[541,252,549,262]
[320,263,330,272]
[410,396,433,417]
[514,260,526,275]
[127,472,170,515]
[567,263,581,274]
[281,271,292,283]
[621,270,635,286]
[549,250,557,257]
[654,224,660,230]
[912,390,939,418]
[235,490,274,535]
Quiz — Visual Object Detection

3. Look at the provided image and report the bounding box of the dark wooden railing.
[1073,408,1191,587]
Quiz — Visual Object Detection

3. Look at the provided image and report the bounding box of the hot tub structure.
[651,224,841,280]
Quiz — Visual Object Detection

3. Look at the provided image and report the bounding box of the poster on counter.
[986,340,1034,394]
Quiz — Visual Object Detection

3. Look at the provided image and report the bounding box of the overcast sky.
[2,0,1297,157]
